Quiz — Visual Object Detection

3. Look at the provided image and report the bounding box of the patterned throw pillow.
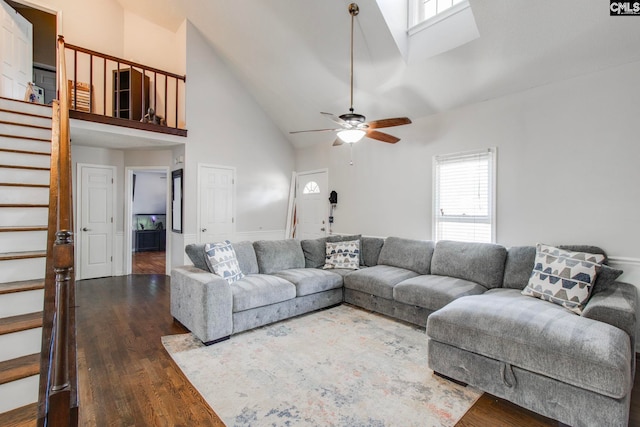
[323,240,360,270]
[522,244,605,314]
[204,240,245,284]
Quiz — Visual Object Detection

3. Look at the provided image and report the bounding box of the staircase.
[0,96,52,426]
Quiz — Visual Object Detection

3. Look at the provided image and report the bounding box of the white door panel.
[0,0,32,99]
[296,171,328,240]
[199,165,234,244]
[79,166,114,279]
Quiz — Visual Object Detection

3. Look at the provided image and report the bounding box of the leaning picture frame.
[172,169,183,233]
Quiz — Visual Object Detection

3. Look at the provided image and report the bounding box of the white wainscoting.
[609,256,640,352]
[114,231,124,276]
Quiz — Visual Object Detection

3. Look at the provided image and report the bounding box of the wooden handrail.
[37,35,78,427]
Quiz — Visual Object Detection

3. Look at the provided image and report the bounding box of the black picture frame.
[171,169,183,233]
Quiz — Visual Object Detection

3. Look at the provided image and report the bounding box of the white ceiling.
[115,0,640,149]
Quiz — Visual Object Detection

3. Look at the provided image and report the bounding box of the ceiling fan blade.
[289,128,340,134]
[332,138,344,146]
[366,129,400,144]
[321,112,348,126]
[366,117,412,129]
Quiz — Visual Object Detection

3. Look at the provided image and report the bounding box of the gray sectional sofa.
[170,236,637,427]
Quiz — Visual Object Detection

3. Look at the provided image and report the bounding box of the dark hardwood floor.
[76,275,639,426]
[132,250,166,274]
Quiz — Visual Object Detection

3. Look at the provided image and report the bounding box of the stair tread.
[0,148,50,156]
[0,183,49,188]
[0,133,50,142]
[0,402,38,427]
[0,353,40,385]
[0,251,46,261]
[0,119,50,131]
[0,312,43,335]
[0,226,47,232]
[0,204,48,208]
[0,165,50,171]
[0,279,44,295]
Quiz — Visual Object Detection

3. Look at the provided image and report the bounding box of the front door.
[0,0,32,99]
[198,165,234,244]
[296,170,328,240]
[79,165,114,279]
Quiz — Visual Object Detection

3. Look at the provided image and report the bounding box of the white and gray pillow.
[204,240,245,284]
[522,243,604,314]
[323,240,360,270]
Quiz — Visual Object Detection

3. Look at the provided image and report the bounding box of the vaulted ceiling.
[116,0,640,148]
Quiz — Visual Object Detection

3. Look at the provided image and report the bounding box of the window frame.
[408,0,470,34]
[432,147,497,243]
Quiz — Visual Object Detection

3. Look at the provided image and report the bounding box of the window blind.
[433,148,496,243]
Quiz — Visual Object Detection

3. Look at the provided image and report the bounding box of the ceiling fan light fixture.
[337,129,366,143]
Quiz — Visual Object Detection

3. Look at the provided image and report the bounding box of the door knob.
[82,227,90,231]
[201,228,207,232]
[320,227,326,231]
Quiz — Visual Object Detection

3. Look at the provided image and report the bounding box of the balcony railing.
[63,41,187,137]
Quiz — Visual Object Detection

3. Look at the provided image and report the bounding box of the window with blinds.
[433,148,496,243]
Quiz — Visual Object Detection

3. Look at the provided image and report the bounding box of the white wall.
[132,171,166,215]
[182,22,295,246]
[295,59,640,261]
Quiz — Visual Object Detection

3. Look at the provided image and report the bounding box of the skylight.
[409,0,469,31]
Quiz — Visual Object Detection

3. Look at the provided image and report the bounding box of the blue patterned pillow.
[204,240,245,284]
[522,244,605,314]
[323,240,360,270]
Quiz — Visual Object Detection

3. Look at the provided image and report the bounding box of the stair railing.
[38,35,78,427]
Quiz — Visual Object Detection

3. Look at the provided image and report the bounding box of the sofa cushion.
[204,241,245,284]
[253,239,305,274]
[301,237,327,268]
[502,246,536,289]
[230,274,296,312]
[394,275,488,311]
[431,240,507,289]
[274,268,343,297]
[522,244,605,314]
[427,288,632,399]
[232,241,259,275]
[324,240,360,270]
[361,236,384,267]
[344,265,419,300]
[377,237,434,275]
[185,243,209,271]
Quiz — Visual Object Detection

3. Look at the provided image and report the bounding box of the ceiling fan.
[290,3,411,146]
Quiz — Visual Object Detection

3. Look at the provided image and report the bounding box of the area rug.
[162,305,482,427]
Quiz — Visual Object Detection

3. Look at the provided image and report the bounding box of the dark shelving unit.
[113,68,150,120]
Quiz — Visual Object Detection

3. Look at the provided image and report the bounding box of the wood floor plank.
[75,275,640,427]
[132,250,166,274]
[76,275,223,426]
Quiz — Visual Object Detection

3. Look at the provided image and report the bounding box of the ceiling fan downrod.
[348,3,359,115]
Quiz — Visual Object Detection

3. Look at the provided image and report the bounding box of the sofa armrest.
[583,281,637,356]
[170,266,233,344]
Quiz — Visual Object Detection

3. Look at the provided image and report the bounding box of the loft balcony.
[62,41,186,141]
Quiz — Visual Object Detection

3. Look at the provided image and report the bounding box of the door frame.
[124,166,171,275]
[296,168,329,238]
[196,163,236,244]
[75,163,116,280]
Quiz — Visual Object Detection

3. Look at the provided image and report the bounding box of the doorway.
[296,169,329,240]
[125,167,170,275]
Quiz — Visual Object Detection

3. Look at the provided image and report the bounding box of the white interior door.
[198,165,234,244]
[79,165,114,279]
[0,0,32,99]
[296,170,328,240]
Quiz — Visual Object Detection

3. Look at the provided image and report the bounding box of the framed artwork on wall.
[172,169,183,233]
